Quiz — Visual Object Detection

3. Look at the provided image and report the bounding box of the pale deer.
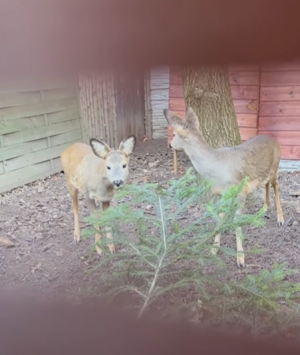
[61,135,136,255]
[164,107,284,268]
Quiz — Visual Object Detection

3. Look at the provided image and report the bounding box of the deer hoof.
[277,216,284,226]
[74,233,80,244]
[210,246,219,255]
[237,255,246,269]
[109,244,116,253]
[95,246,103,255]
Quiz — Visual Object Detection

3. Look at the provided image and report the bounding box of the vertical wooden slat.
[101,73,109,144]
[104,74,113,147]
[95,74,103,141]
[76,74,88,144]
[109,73,118,147]
[150,66,170,139]
[144,70,153,140]
[91,73,97,140]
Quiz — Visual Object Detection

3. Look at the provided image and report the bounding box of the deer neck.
[182,137,220,178]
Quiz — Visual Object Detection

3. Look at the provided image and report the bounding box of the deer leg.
[67,183,80,243]
[271,179,284,226]
[173,150,178,174]
[235,192,247,268]
[86,198,103,255]
[86,197,97,213]
[264,182,270,210]
[211,212,224,255]
[263,182,271,219]
[211,234,220,255]
[102,201,115,253]
[235,225,245,268]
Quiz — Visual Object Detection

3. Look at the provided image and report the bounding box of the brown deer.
[61,135,136,255]
[164,107,284,268]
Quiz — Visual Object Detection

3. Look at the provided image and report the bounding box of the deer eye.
[107,166,111,170]
[122,164,127,168]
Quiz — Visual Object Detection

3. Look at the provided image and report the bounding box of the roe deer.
[61,135,136,255]
[164,107,284,268]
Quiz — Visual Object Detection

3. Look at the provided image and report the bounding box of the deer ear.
[185,107,200,131]
[163,109,187,129]
[90,138,111,159]
[119,135,136,156]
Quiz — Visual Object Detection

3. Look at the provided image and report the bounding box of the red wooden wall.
[168,63,300,160]
[259,63,300,160]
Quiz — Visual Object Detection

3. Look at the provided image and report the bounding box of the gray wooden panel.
[0,78,76,94]
[0,165,62,194]
[47,108,80,124]
[0,78,84,194]
[3,119,81,146]
[0,91,41,108]
[150,90,169,101]
[4,142,76,172]
[50,129,82,147]
[0,160,52,189]
[42,87,77,102]
[279,160,300,171]
[0,128,82,161]
[0,109,80,135]
[150,67,170,139]
[0,115,45,135]
[53,157,63,169]
[0,97,78,121]
[0,138,49,161]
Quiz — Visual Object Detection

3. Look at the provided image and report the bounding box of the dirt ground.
[1,138,300,301]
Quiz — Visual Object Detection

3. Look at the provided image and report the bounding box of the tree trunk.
[182,66,241,148]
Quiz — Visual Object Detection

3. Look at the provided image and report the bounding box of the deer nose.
[113,180,123,188]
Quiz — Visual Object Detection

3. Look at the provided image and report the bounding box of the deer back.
[216,135,281,192]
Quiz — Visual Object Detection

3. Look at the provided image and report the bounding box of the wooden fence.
[78,71,145,148]
[0,79,83,193]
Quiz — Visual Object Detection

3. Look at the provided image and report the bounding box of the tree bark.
[182,66,241,148]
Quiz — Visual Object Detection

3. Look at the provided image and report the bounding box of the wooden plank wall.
[168,66,260,144]
[78,72,117,147]
[78,72,145,148]
[259,62,300,160]
[0,79,82,193]
[150,67,170,139]
[229,65,259,141]
[114,71,145,144]
[169,63,300,161]
[144,71,153,140]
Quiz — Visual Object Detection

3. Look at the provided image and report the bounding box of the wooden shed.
[166,62,300,170]
[0,77,83,193]
[2,62,300,194]
[0,71,148,194]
